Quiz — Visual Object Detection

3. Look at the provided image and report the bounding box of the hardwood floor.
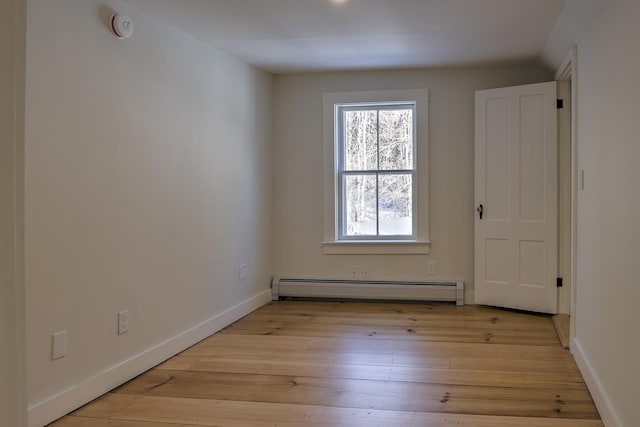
[51,301,602,426]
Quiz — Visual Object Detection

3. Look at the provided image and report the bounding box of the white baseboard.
[571,337,622,427]
[465,290,475,305]
[28,289,272,427]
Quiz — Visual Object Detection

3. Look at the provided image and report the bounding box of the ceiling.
[125,0,608,73]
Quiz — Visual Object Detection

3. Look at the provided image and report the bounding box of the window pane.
[344,110,378,171]
[379,174,412,236]
[379,109,413,170]
[344,174,377,236]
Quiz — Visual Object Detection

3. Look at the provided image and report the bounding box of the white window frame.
[322,89,430,255]
[337,102,417,241]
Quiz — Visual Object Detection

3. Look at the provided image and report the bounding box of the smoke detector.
[110,14,133,39]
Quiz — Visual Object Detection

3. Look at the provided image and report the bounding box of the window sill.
[321,240,431,255]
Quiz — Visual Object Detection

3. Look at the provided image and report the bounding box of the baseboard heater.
[271,277,464,306]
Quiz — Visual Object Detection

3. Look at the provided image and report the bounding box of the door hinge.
[556,277,563,288]
[557,99,564,109]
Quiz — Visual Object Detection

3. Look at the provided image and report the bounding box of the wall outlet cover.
[118,309,130,335]
[350,265,358,279]
[427,261,436,275]
[239,264,248,281]
[52,331,68,360]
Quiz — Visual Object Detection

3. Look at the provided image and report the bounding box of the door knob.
[477,204,484,220]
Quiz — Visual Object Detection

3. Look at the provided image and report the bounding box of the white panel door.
[475,82,558,314]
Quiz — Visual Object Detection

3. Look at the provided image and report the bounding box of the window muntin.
[337,103,417,240]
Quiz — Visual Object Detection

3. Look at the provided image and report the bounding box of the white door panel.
[485,97,510,222]
[475,82,558,314]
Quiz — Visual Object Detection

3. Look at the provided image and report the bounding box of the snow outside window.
[337,103,416,240]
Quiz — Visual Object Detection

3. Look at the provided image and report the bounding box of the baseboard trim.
[571,337,621,427]
[552,314,570,349]
[28,289,272,427]
[465,290,475,306]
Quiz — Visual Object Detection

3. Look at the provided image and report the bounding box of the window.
[337,103,416,240]
[322,89,430,255]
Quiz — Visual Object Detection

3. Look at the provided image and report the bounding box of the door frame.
[555,46,578,348]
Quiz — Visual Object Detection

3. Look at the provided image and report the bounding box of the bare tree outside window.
[339,104,415,238]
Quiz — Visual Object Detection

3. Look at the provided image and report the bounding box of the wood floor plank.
[169,358,587,389]
[177,338,580,375]
[249,301,552,316]
[51,416,198,426]
[53,302,602,426]
[256,301,552,320]
[167,350,580,376]
[245,311,557,331]
[67,394,144,419]
[219,319,560,346]
[69,394,604,427]
[113,369,598,419]
[195,334,572,361]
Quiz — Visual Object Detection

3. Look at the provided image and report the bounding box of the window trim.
[322,89,430,255]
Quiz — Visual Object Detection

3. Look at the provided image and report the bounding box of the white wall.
[574,0,640,425]
[0,0,26,425]
[25,0,272,424]
[273,65,553,299]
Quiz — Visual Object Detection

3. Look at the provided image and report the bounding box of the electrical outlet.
[362,264,370,279]
[118,309,130,335]
[350,265,358,279]
[426,261,436,275]
[52,330,68,360]
[239,264,248,281]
